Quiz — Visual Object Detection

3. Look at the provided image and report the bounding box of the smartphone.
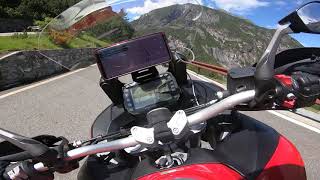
[96,32,172,79]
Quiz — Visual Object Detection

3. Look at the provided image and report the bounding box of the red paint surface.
[138,163,242,180]
[282,99,296,109]
[274,74,293,87]
[257,136,306,180]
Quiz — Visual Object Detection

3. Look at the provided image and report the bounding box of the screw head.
[173,128,179,135]
[132,127,137,132]
[146,137,154,143]
[216,91,224,99]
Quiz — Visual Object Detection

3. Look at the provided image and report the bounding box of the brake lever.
[0,128,50,158]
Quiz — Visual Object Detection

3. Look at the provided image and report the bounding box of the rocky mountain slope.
[131,4,302,68]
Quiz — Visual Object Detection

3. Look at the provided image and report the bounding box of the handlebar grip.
[291,72,320,108]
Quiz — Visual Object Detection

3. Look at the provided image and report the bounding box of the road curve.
[0,66,319,180]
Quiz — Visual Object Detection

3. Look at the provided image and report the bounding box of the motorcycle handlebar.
[32,90,256,172]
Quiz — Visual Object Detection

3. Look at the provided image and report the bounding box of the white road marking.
[0,51,21,60]
[0,68,86,100]
[188,71,320,133]
[268,110,320,134]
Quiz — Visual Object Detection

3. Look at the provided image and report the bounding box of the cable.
[175,47,195,64]
[187,72,200,106]
[194,82,209,102]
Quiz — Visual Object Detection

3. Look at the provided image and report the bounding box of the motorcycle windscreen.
[37,0,204,75]
[0,0,201,139]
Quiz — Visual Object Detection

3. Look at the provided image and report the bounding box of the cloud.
[126,0,269,15]
[266,24,282,29]
[296,0,304,5]
[127,0,203,15]
[275,1,286,6]
[212,0,269,14]
[105,0,137,6]
[132,15,141,20]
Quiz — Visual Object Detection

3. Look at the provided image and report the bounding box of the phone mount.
[100,78,124,105]
[100,53,188,106]
[100,66,160,105]
[132,66,159,83]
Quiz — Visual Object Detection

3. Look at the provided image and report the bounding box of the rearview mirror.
[297,2,320,33]
[279,1,320,34]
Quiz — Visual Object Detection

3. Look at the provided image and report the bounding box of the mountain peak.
[131,4,301,68]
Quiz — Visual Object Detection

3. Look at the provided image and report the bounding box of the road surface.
[0,66,319,180]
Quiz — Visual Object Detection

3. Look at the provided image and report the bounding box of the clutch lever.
[0,128,52,158]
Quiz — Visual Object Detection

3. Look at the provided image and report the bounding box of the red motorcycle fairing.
[82,110,306,180]
[137,135,307,180]
[138,163,243,180]
[257,136,306,180]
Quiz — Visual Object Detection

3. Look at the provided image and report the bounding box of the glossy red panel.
[257,136,307,180]
[138,163,242,180]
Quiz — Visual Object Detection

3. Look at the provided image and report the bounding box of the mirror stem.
[255,24,293,80]
[252,24,293,108]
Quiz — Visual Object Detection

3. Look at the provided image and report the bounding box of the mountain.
[131,4,302,68]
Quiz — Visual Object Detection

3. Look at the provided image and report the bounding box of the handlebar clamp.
[130,110,189,151]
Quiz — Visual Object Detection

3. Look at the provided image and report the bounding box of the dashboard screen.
[96,33,172,79]
[123,73,180,115]
[130,78,172,109]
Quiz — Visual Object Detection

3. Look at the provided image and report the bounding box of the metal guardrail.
[190,61,320,105]
[190,61,228,75]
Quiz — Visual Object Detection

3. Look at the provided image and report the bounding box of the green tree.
[87,16,135,42]
[34,17,54,29]
[0,0,81,20]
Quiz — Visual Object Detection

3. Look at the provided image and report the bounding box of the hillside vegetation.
[132,4,302,68]
[0,0,80,21]
[0,33,108,53]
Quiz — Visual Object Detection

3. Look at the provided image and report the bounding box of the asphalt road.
[0,66,320,180]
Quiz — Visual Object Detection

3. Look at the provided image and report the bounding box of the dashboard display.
[96,33,172,79]
[123,73,180,115]
[131,79,172,109]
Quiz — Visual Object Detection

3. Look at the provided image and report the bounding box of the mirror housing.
[279,1,320,34]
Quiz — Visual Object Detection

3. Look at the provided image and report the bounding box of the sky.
[107,0,320,47]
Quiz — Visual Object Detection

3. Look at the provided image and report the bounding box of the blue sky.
[109,0,320,47]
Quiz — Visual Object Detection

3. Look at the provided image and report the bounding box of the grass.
[0,33,108,53]
[306,104,320,114]
[0,35,60,52]
[65,34,109,48]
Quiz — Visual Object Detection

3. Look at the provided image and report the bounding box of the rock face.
[0,48,96,90]
[131,4,302,68]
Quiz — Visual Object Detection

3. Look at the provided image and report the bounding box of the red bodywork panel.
[138,136,306,180]
[274,74,297,109]
[274,74,293,87]
[138,164,242,180]
[257,136,306,180]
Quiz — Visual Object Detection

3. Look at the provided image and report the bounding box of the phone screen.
[96,33,172,79]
